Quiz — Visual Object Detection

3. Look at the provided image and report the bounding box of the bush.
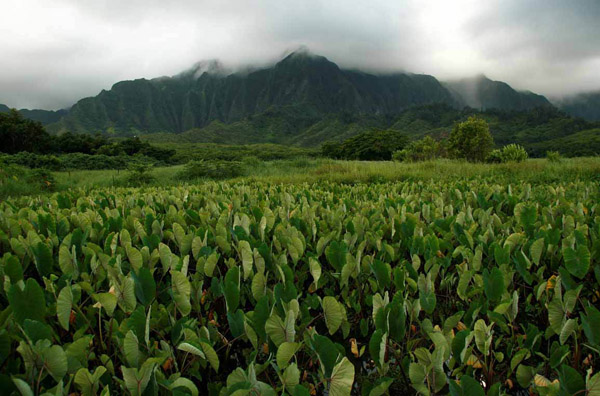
[124,163,155,186]
[178,160,244,180]
[448,116,494,162]
[28,168,57,191]
[392,136,446,162]
[546,150,562,163]
[486,149,503,163]
[500,144,528,162]
[322,130,409,161]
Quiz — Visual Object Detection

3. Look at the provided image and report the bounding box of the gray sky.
[1,0,599,110]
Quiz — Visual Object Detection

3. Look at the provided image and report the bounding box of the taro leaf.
[177,341,206,359]
[309,258,322,289]
[204,252,219,277]
[43,345,68,382]
[510,348,530,372]
[559,318,577,345]
[587,372,600,396]
[451,330,469,364]
[199,341,219,372]
[516,364,535,388]
[530,238,544,266]
[483,267,504,303]
[322,296,343,335]
[127,247,143,273]
[4,255,23,284]
[312,334,339,378]
[56,285,73,331]
[494,244,510,266]
[325,240,347,271]
[93,292,117,316]
[276,342,299,369]
[12,378,34,396]
[124,330,140,368]
[224,266,240,312]
[239,240,253,280]
[419,291,436,315]
[369,329,386,368]
[474,319,492,356]
[366,377,393,396]
[32,242,53,277]
[169,377,199,396]
[122,363,154,396]
[281,363,300,390]
[409,363,427,392]
[251,272,266,301]
[265,311,295,347]
[371,260,391,290]
[388,299,406,343]
[328,357,354,396]
[132,267,156,306]
[449,375,485,396]
[563,245,591,279]
[171,270,191,316]
[227,309,245,338]
[558,364,585,394]
[58,245,77,277]
[549,344,570,369]
[74,366,107,396]
[0,333,11,365]
[292,385,310,396]
[23,319,53,343]
[548,297,565,334]
[581,305,600,346]
[8,278,46,325]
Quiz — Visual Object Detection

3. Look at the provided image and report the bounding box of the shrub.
[28,168,57,191]
[178,160,244,180]
[392,136,446,162]
[322,130,409,161]
[124,163,155,186]
[486,149,503,163]
[499,144,528,162]
[448,116,494,162]
[546,150,562,163]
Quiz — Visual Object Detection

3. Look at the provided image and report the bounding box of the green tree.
[448,116,494,162]
[334,130,409,161]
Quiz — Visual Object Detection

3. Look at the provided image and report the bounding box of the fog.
[1,0,598,109]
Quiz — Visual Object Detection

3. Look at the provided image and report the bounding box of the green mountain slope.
[0,104,67,125]
[444,75,552,111]
[48,51,458,135]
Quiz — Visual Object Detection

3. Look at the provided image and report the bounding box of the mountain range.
[1,50,599,150]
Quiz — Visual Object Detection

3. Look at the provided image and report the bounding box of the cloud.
[0,0,598,109]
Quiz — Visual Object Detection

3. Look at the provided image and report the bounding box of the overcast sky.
[1,0,599,110]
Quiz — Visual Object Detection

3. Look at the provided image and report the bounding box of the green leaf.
[43,345,68,382]
[309,258,321,289]
[251,272,266,301]
[124,330,140,368]
[8,278,46,325]
[132,267,156,306]
[560,318,577,345]
[224,266,240,312]
[56,285,73,331]
[178,342,206,358]
[483,267,504,303]
[12,378,34,396]
[199,341,219,372]
[474,319,492,356]
[581,305,600,346]
[558,365,585,394]
[548,297,565,334]
[312,334,339,378]
[239,240,253,280]
[93,292,118,316]
[58,245,76,277]
[369,329,386,368]
[32,242,53,277]
[587,372,600,396]
[419,290,436,315]
[322,296,343,335]
[328,357,354,396]
[23,319,53,343]
[371,260,391,290]
[265,311,295,347]
[122,364,153,396]
[516,364,535,388]
[281,363,300,390]
[530,238,544,266]
[563,245,591,279]
[325,240,347,271]
[171,270,191,316]
[276,342,299,369]
[169,377,199,396]
[204,251,219,277]
[127,247,143,272]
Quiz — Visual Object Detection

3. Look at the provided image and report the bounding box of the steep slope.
[444,75,551,111]
[555,91,600,121]
[0,104,67,125]
[48,51,457,135]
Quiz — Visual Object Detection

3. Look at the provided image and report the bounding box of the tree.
[447,116,494,162]
[392,136,446,162]
[0,109,52,154]
[326,130,409,161]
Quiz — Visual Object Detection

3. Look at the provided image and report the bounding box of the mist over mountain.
[444,75,551,111]
[555,91,600,121]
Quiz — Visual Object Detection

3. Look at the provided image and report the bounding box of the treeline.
[0,109,174,162]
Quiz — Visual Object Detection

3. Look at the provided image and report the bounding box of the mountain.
[48,50,459,135]
[0,104,68,125]
[555,91,600,121]
[444,75,552,111]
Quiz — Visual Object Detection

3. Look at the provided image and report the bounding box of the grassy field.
[51,157,600,192]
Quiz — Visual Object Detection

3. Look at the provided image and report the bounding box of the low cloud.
[0,0,598,109]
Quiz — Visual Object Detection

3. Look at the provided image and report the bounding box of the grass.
[49,157,600,192]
